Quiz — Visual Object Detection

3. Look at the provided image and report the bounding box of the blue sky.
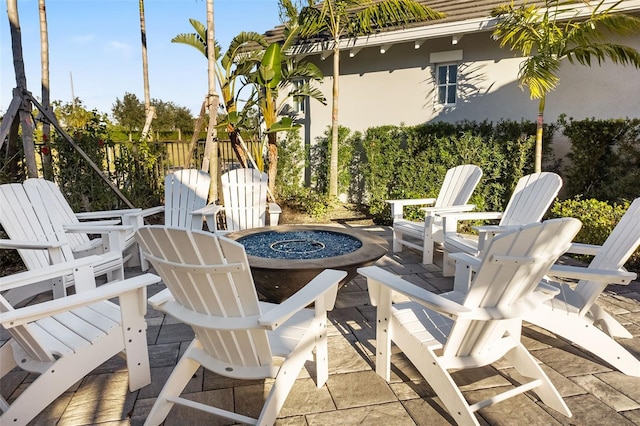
[0,0,282,118]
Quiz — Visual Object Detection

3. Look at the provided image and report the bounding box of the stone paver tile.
[58,371,134,425]
[596,371,640,402]
[305,401,415,426]
[356,304,377,323]
[145,324,161,344]
[0,369,29,402]
[130,397,155,426]
[501,365,586,398]
[387,263,429,275]
[621,408,640,424]
[348,319,377,358]
[329,306,367,323]
[402,396,468,426]
[234,382,271,419]
[326,334,371,374]
[138,366,203,399]
[556,393,636,426]
[531,346,613,376]
[203,369,268,390]
[570,374,640,411]
[162,389,234,426]
[464,386,563,426]
[389,380,436,400]
[20,391,73,425]
[334,290,370,309]
[387,351,424,383]
[276,415,309,425]
[279,377,336,417]
[451,365,512,391]
[326,370,396,409]
[147,342,181,368]
[155,323,195,344]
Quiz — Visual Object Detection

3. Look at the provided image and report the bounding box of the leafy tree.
[492,0,640,172]
[172,22,267,167]
[112,92,145,140]
[298,0,444,198]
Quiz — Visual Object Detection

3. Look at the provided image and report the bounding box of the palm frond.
[170,33,206,57]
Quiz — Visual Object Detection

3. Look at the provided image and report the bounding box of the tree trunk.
[535,96,546,173]
[7,0,37,178]
[39,0,52,179]
[328,41,340,198]
[139,0,151,113]
[202,0,220,203]
[267,132,278,199]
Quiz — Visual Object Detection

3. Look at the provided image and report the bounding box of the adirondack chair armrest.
[421,204,476,216]
[1,273,160,328]
[134,205,165,218]
[358,266,471,317]
[0,256,100,292]
[565,242,601,256]
[546,264,637,285]
[69,219,122,226]
[0,239,63,250]
[449,252,482,293]
[148,288,175,308]
[191,204,224,231]
[63,224,134,233]
[386,198,436,219]
[441,211,503,234]
[268,203,282,226]
[75,208,142,221]
[258,269,347,331]
[472,224,522,252]
[268,203,282,214]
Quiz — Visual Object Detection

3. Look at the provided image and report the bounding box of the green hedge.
[548,198,639,271]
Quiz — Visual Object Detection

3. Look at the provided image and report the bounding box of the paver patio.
[2,222,640,425]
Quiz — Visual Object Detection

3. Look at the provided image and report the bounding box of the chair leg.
[1,334,119,426]
[526,308,640,377]
[257,344,310,426]
[392,229,403,253]
[503,342,572,417]
[422,234,434,264]
[145,340,202,426]
[442,250,455,277]
[314,318,329,388]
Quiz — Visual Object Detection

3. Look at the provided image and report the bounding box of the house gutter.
[289,0,640,58]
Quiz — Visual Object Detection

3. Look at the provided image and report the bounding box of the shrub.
[548,197,639,272]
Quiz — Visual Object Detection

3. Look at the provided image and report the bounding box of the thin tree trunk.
[7,0,37,177]
[328,41,340,198]
[202,0,220,202]
[267,132,278,198]
[139,0,154,142]
[535,96,545,173]
[39,0,52,179]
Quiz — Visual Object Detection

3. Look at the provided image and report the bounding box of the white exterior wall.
[297,30,640,159]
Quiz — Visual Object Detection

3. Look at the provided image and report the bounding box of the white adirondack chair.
[22,178,143,265]
[386,164,482,264]
[0,255,161,426]
[202,168,281,232]
[359,218,582,426]
[0,182,126,304]
[523,197,640,376]
[134,226,346,425]
[441,172,562,276]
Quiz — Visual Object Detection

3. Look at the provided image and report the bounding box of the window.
[292,80,305,113]
[436,63,457,106]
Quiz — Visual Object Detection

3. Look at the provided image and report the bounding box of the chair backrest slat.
[135,226,272,367]
[444,218,581,358]
[435,165,483,208]
[576,197,640,314]
[0,182,75,269]
[221,169,268,231]
[164,169,210,229]
[501,173,562,226]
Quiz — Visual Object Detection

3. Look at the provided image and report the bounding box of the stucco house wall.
[293,19,640,163]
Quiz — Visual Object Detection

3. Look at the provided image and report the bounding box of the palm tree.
[492,0,640,173]
[172,23,267,167]
[39,0,53,179]
[138,0,154,141]
[298,0,444,199]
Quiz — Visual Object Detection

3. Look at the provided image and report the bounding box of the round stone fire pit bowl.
[225,225,388,303]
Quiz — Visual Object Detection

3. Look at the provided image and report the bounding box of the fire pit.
[225,225,388,303]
